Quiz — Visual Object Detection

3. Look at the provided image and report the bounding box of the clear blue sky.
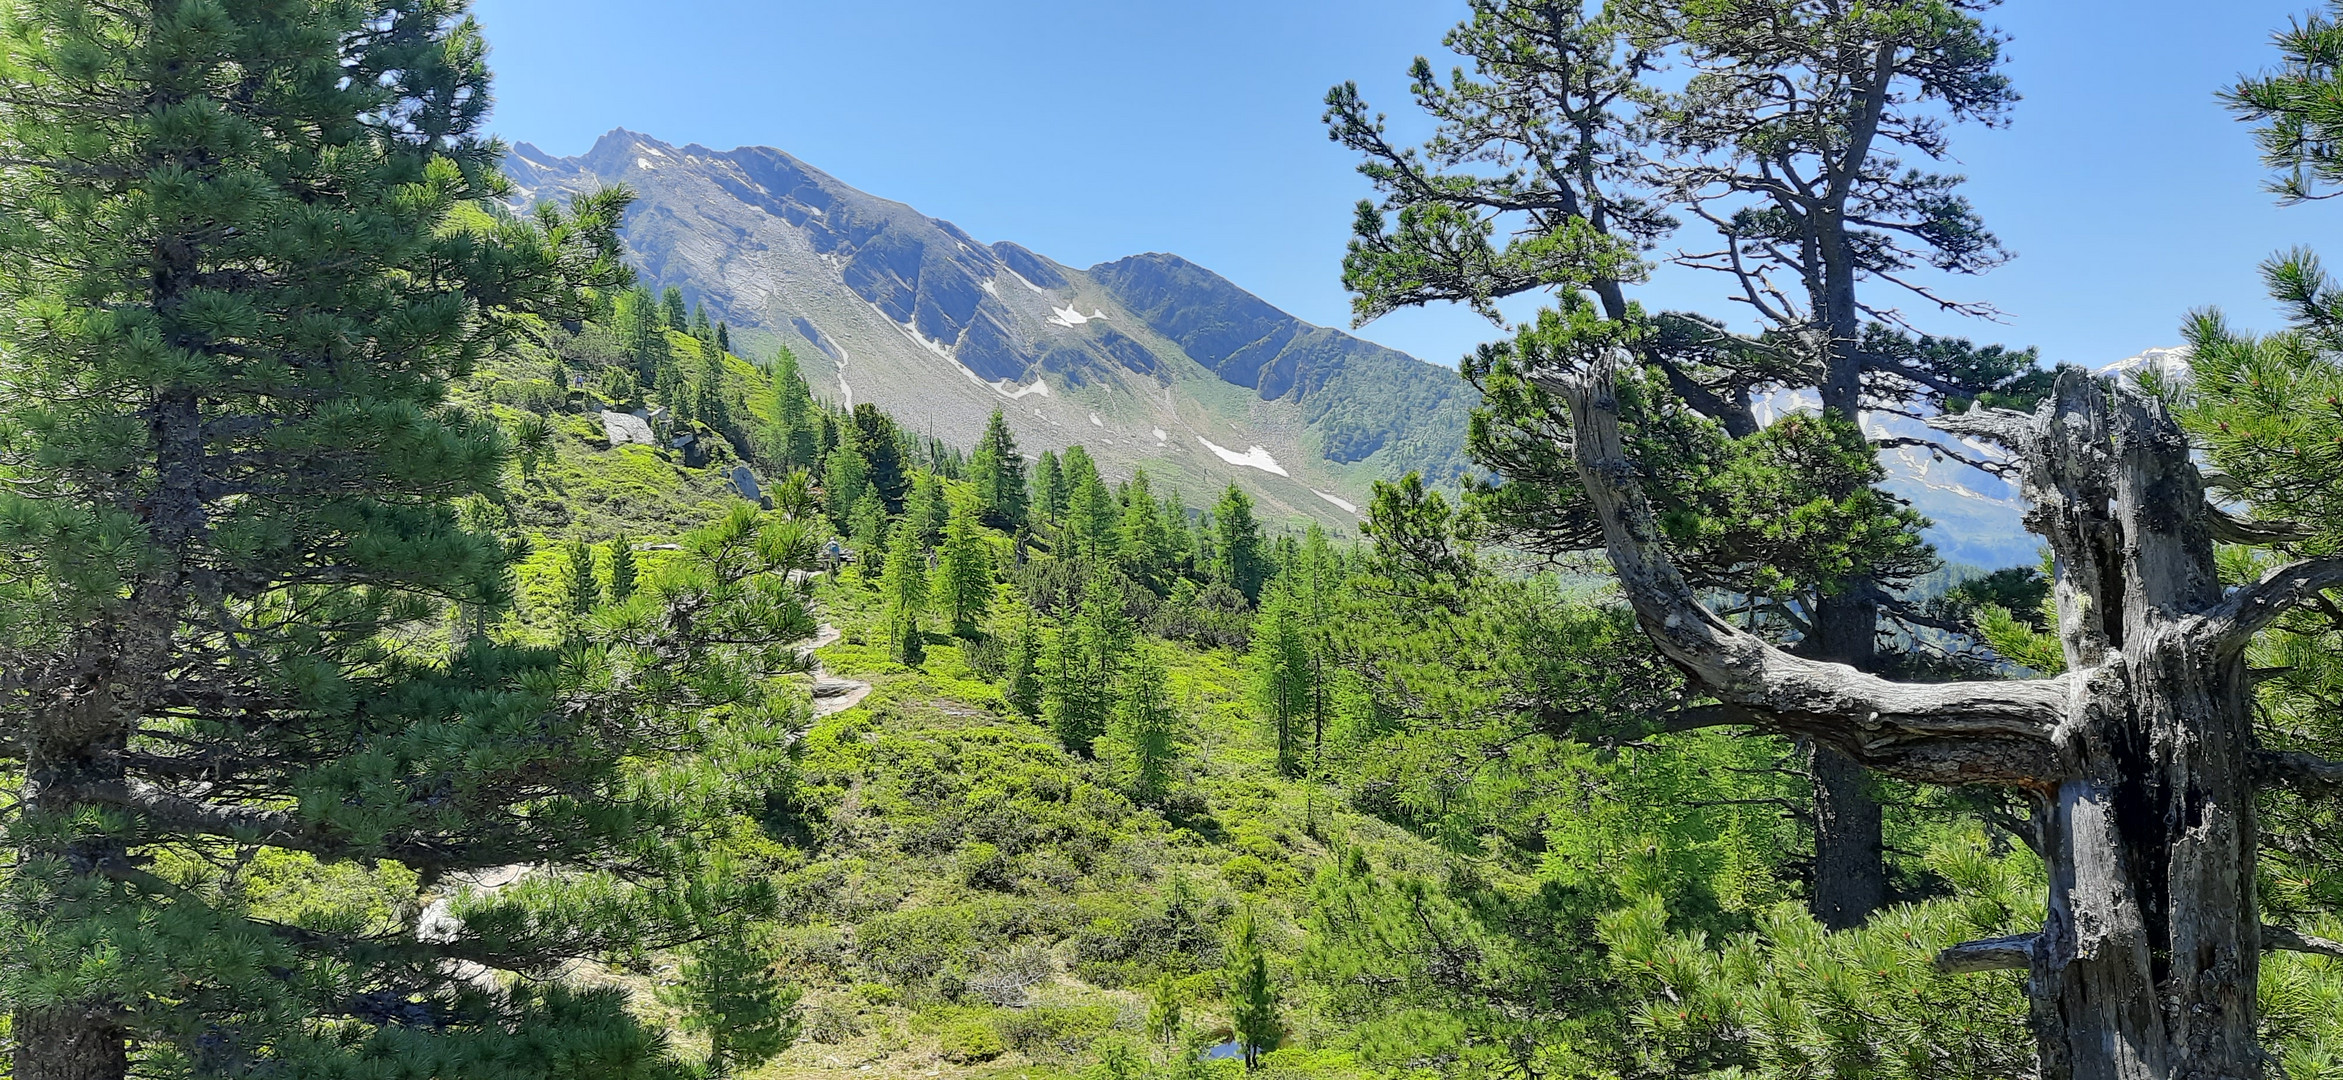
[472,0,2335,370]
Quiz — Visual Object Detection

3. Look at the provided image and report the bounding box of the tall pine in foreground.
[0,2,807,1075]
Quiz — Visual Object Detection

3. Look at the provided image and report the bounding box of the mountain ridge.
[502,130,1474,529]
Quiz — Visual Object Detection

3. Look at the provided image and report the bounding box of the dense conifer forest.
[9,1,2343,1079]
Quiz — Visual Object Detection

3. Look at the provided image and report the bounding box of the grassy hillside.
[449,320,1434,1079]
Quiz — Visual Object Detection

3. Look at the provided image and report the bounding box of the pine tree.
[1249,580,1314,778]
[1330,0,2042,931]
[513,413,554,480]
[662,284,690,329]
[937,494,995,639]
[824,431,871,532]
[1226,908,1281,1069]
[0,1,815,1064]
[565,538,601,620]
[615,285,671,387]
[970,408,1030,530]
[607,539,639,602]
[1033,449,1067,523]
[659,919,801,1079]
[1212,485,1270,604]
[716,321,732,355]
[882,523,929,665]
[1147,971,1185,1047]
[1001,604,1045,718]
[851,403,911,513]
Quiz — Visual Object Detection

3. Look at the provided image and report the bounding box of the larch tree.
[1328,0,2044,929]
[0,1,822,1073]
[881,522,929,665]
[969,408,1029,531]
[1031,448,1066,525]
[937,493,994,639]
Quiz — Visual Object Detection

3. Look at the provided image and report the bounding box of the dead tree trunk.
[1552,362,2343,1080]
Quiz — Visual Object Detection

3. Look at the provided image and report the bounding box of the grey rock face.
[600,410,655,447]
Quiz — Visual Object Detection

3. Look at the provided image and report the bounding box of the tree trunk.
[15,724,134,1080]
[1807,587,1888,928]
[1808,740,1887,929]
[2018,383,2263,1080]
[12,1006,128,1080]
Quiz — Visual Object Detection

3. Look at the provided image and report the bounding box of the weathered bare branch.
[2207,504,2313,545]
[1936,933,2036,974]
[1925,403,2034,449]
[1940,926,2343,974]
[1547,361,2065,788]
[2198,556,2343,654]
[2255,749,2343,799]
[2264,925,2343,959]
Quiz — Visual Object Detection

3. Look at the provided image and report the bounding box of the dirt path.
[801,622,871,716]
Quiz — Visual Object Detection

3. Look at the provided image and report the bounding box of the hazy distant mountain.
[502,129,1473,529]
[1858,347,2192,573]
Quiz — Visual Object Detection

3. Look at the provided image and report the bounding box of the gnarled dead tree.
[1550,361,2343,1080]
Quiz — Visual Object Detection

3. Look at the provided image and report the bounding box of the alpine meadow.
[8,2,2343,1080]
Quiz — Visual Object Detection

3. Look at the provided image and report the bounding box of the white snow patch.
[1196,436,1289,477]
[1049,304,1095,328]
[981,278,1000,298]
[997,378,1050,399]
[1152,427,1168,443]
[1009,270,1052,296]
[871,302,957,361]
[1090,412,1104,427]
[635,156,658,170]
[1312,489,1359,515]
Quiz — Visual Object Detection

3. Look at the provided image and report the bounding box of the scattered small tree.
[938,495,996,638]
[1115,644,1182,804]
[660,919,801,1080]
[607,539,639,602]
[881,524,930,665]
[1225,909,1281,1069]
[971,408,1030,530]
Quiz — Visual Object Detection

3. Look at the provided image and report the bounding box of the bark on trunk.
[1808,590,1889,928]
[1808,741,1887,929]
[2018,383,2262,1080]
[12,1007,128,1080]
